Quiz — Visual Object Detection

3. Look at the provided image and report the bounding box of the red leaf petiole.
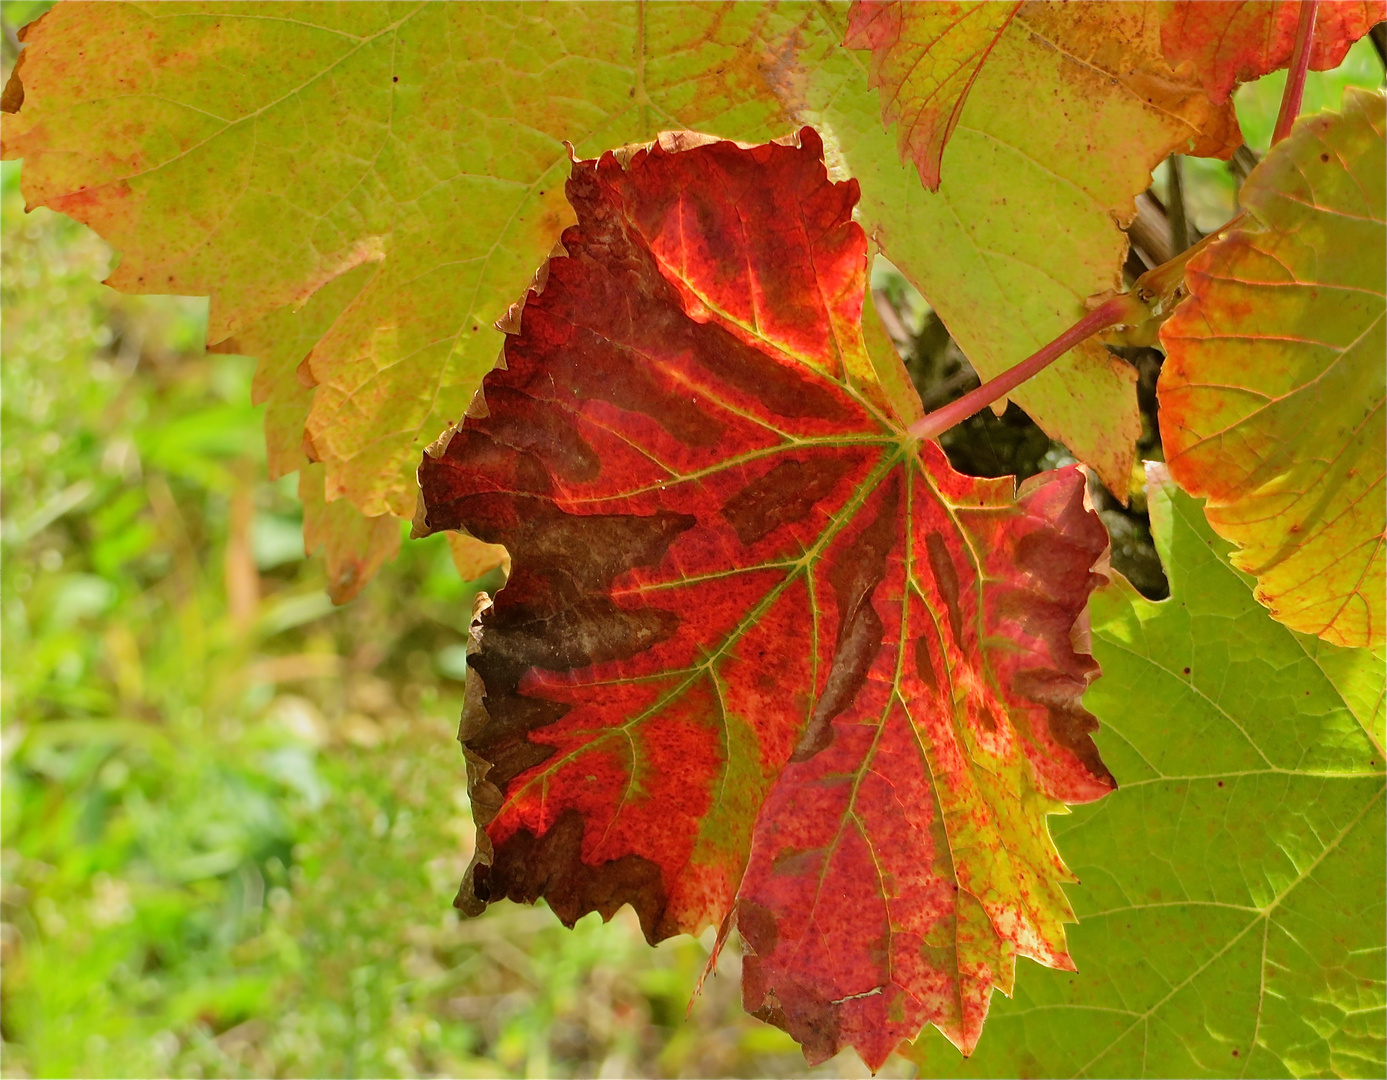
[906,214,1247,444]
[910,0,1320,446]
[1274,0,1320,145]
[905,293,1144,443]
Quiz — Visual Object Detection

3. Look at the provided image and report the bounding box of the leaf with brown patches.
[1160,0,1387,104]
[417,128,1115,1069]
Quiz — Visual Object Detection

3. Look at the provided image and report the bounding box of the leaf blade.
[1159,0,1387,104]
[909,463,1386,1078]
[1158,87,1386,648]
[418,128,1116,1069]
[844,0,1022,191]
[0,1,808,521]
[802,0,1241,494]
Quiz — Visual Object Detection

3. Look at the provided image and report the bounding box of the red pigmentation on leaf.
[417,128,1114,1069]
[1160,0,1387,103]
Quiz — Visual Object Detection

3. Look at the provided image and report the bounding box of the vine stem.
[905,293,1145,443]
[905,212,1248,444]
[905,5,1324,447]
[1273,0,1319,144]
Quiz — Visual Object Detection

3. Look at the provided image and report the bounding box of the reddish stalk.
[1273,0,1319,144]
[905,207,1250,444]
[906,292,1144,443]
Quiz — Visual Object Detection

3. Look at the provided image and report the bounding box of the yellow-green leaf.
[1159,87,1386,648]
[769,1,1239,495]
[1,1,805,520]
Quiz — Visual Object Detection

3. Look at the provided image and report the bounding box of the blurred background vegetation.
[0,3,1381,1075]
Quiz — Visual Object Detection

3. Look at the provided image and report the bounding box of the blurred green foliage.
[0,161,877,1077]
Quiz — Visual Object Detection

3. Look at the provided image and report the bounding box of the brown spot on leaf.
[1,51,26,113]
[721,455,855,546]
[925,531,965,645]
[740,896,848,1063]
[743,958,843,1067]
[470,809,671,943]
[737,897,779,957]
[468,385,601,485]
[1010,670,1114,787]
[693,324,857,424]
[914,632,939,694]
[464,502,693,786]
[791,474,900,762]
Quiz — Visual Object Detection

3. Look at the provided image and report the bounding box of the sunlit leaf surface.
[910,463,1385,1077]
[1160,88,1386,648]
[418,130,1116,1069]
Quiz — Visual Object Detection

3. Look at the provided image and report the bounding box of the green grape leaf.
[909,462,1386,1077]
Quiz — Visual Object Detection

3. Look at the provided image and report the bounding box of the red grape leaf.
[1159,88,1385,648]
[844,1,1023,192]
[417,128,1115,1069]
[1160,0,1387,104]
